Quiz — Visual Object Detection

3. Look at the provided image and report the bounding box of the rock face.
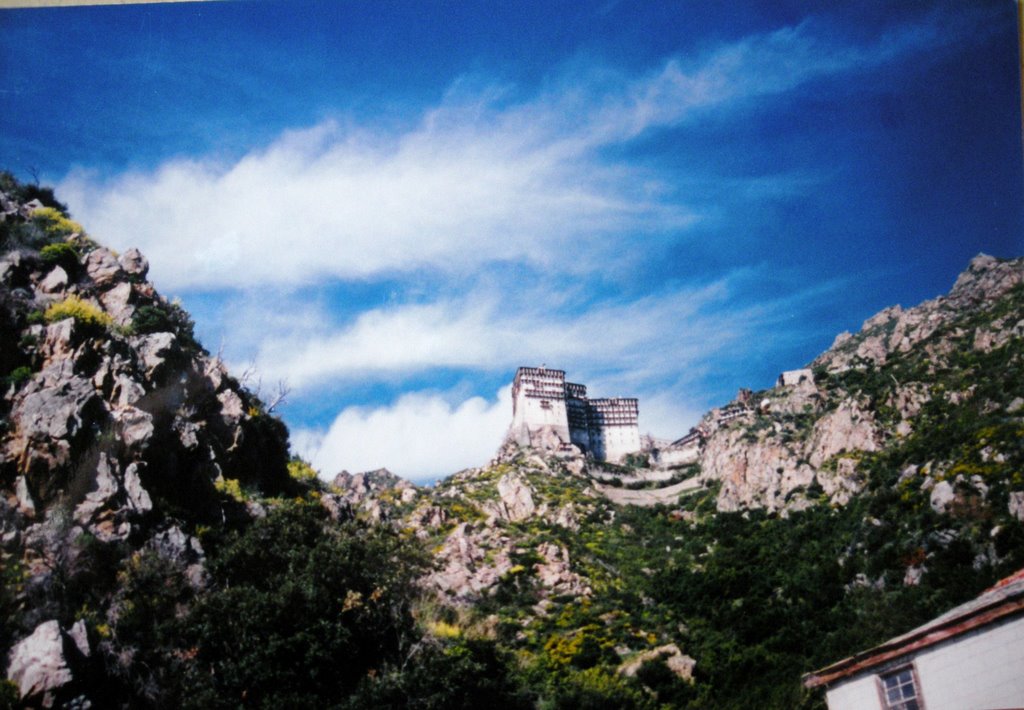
[6,619,87,707]
[687,254,1024,513]
[331,467,417,520]
[494,473,536,522]
[704,430,816,513]
[0,185,295,704]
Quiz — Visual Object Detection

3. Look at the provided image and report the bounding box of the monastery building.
[510,366,641,462]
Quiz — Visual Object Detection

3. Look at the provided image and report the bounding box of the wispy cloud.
[57,17,941,293]
[52,14,945,480]
[230,278,740,391]
[221,266,843,398]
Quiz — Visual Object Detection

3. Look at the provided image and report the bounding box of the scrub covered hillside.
[2,173,1023,708]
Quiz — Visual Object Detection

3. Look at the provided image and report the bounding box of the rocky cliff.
[0,178,295,706]
[681,254,1024,514]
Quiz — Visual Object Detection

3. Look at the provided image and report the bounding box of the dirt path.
[594,477,705,506]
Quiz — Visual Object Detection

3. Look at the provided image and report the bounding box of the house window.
[879,667,922,710]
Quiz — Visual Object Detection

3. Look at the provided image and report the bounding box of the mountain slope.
[372,253,1024,708]
[3,170,1021,709]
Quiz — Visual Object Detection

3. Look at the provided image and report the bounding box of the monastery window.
[878,666,923,710]
[540,400,551,409]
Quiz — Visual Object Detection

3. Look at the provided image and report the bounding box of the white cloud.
[293,383,713,482]
[235,278,744,391]
[56,19,938,293]
[636,391,708,441]
[293,386,513,482]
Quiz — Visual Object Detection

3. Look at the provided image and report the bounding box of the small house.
[803,568,1024,709]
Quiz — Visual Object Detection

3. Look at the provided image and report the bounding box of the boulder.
[929,480,956,514]
[83,248,123,287]
[73,453,121,524]
[14,377,99,442]
[319,493,353,522]
[216,389,246,424]
[113,405,154,454]
[620,643,696,681]
[40,318,77,363]
[38,266,68,295]
[9,375,104,488]
[496,473,536,522]
[6,620,74,706]
[123,462,153,513]
[117,248,149,279]
[98,281,134,325]
[1008,491,1024,522]
[113,375,146,408]
[135,332,177,381]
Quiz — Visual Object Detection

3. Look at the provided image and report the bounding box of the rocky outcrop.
[533,541,591,597]
[331,467,417,520]
[424,522,514,599]
[815,254,1023,373]
[493,473,536,522]
[619,643,696,682]
[673,254,1024,512]
[6,619,91,708]
[0,185,295,704]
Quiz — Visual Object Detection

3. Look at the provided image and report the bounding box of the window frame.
[875,663,926,710]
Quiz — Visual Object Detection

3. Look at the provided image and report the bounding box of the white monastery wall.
[511,394,569,444]
[511,367,640,462]
[594,425,642,463]
[654,442,700,467]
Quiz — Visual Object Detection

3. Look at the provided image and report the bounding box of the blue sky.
[2,0,1021,481]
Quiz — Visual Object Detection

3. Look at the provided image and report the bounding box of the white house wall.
[824,614,1024,710]
[824,673,883,710]
[914,614,1024,710]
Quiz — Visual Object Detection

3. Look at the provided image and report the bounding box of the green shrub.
[44,295,113,331]
[131,304,175,334]
[132,302,202,352]
[39,241,80,272]
[4,366,32,390]
[179,504,427,708]
[548,667,650,710]
[347,638,533,709]
[0,679,19,709]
